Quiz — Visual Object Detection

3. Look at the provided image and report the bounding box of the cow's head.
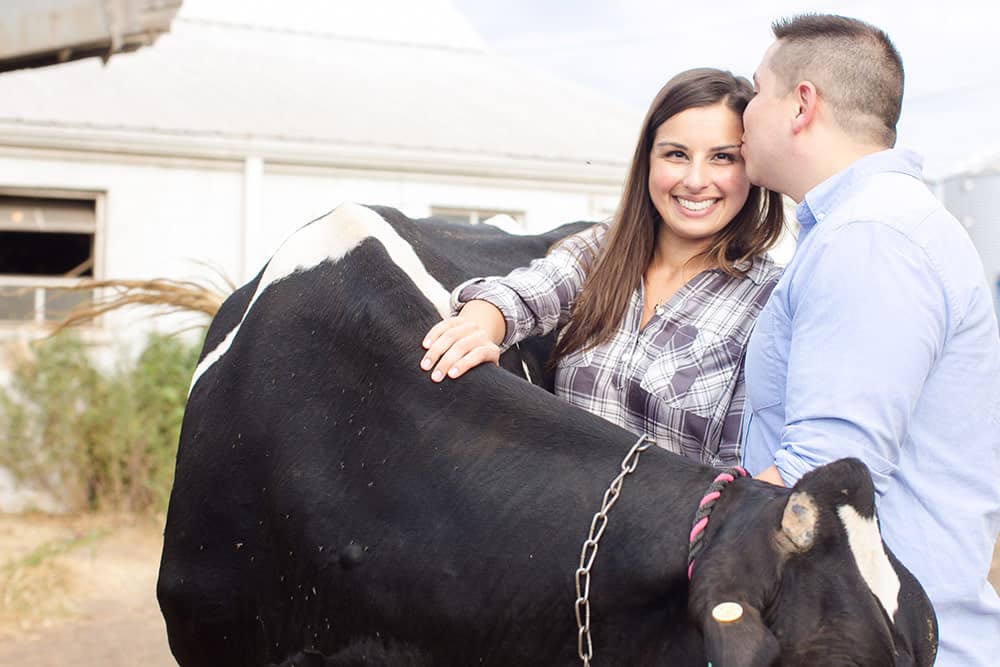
[688,458,937,667]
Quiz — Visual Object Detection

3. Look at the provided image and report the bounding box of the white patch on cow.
[189,202,451,394]
[513,342,533,384]
[837,504,900,621]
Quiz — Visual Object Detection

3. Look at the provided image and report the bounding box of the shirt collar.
[795,148,924,231]
[731,254,774,286]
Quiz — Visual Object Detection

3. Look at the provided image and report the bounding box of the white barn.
[0,0,641,338]
[935,155,1000,318]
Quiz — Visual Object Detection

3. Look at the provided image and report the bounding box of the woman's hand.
[420,300,505,382]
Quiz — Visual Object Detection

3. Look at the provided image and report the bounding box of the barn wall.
[0,146,623,340]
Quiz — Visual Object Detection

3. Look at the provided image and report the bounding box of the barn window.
[0,191,100,324]
[431,206,524,228]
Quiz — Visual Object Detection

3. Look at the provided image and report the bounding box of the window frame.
[0,186,105,327]
[430,206,525,228]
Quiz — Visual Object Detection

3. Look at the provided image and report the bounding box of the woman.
[420,68,785,465]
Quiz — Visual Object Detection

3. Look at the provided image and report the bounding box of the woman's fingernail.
[431,370,443,381]
[420,358,431,370]
[422,338,431,348]
[448,367,459,377]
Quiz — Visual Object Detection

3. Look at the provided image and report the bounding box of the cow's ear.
[776,457,877,555]
[700,601,780,667]
[788,457,877,518]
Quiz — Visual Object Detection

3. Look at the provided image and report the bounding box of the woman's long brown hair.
[550,68,785,366]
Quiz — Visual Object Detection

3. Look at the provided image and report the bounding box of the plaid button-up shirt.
[453,225,781,465]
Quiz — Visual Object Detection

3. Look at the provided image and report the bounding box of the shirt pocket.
[745,308,784,413]
[640,330,736,418]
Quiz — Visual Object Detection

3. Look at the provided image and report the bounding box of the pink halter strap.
[687,466,748,580]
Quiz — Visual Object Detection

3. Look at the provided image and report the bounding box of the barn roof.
[0,0,640,184]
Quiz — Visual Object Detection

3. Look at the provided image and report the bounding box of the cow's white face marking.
[837,504,900,621]
[189,202,451,393]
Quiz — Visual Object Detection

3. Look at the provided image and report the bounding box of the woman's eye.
[715,152,737,162]
[665,150,687,159]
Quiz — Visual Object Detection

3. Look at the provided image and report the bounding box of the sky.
[450,0,1000,180]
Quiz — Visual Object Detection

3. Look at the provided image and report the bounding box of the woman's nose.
[682,160,709,190]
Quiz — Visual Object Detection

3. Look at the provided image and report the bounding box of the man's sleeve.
[774,221,948,496]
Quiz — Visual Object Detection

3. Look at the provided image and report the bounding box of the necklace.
[646,262,710,317]
[646,297,666,317]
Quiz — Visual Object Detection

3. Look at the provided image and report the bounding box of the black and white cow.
[158,202,937,666]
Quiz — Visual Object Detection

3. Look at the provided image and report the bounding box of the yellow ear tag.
[711,601,744,623]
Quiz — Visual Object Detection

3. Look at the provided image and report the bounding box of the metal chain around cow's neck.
[574,434,654,666]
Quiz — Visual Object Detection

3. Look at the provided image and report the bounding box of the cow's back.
[158,231,656,665]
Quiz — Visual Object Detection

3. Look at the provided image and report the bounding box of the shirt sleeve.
[774,221,949,496]
[451,224,604,351]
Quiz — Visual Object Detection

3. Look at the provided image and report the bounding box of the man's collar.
[796,148,924,229]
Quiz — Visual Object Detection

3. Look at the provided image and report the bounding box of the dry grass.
[0,516,97,635]
[48,277,230,334]
[0,514,152,639]
[0,557,76,634]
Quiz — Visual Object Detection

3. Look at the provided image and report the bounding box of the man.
[740,14,1000,666]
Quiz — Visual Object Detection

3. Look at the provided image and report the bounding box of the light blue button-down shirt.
[742,149,1000,667]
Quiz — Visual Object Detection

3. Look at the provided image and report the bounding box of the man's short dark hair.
[770,14,904,147]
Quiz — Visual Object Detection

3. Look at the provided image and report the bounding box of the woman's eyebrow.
[653,141,742,151]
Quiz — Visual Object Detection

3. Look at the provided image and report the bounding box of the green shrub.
[0,332,201,513]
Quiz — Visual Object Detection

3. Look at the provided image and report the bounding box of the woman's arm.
[419,224,604,382]
[420,300,505,382]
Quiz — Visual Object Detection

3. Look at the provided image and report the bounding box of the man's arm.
[773,221,946,493]
[755,465,786,487]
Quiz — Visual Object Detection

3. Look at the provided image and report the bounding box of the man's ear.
[700,602,780,667]
[791,80,819,134]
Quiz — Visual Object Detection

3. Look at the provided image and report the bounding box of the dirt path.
[0,513,997,666]
[0,514,175,666]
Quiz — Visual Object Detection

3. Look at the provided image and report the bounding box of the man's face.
[742,41,791,194]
